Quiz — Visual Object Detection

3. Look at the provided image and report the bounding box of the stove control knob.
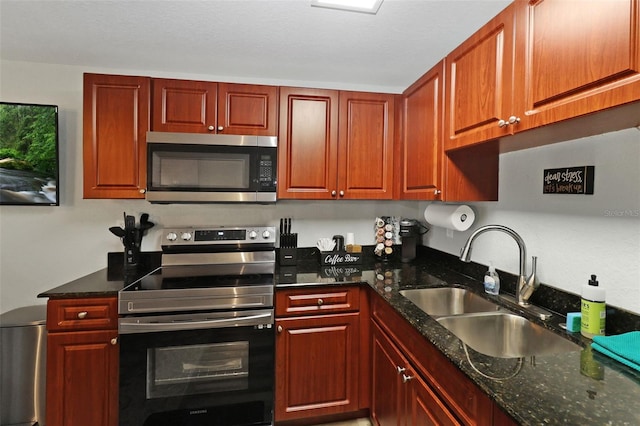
[181,232,192,241]
[248,230,258,240]
[166,232,178,241]
[262,230,271,239]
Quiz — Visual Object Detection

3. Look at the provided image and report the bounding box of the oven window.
[146,341,249,399]
[151,150,250,189]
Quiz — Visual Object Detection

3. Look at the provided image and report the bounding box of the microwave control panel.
[258,152,277,190]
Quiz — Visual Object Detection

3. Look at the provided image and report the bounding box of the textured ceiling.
[0,0,510,92]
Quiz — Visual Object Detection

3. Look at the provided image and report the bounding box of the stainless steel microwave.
[145,132,277,203]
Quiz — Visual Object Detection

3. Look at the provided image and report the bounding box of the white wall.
[0,60,418,313]
[422,128,640,313]
[1,60,639,315]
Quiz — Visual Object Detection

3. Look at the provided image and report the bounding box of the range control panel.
[162,226,276,246]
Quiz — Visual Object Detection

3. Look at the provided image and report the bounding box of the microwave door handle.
[119,312,273,334]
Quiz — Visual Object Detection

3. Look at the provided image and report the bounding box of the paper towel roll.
[423,204,475,231]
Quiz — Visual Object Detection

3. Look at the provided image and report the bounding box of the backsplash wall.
[422,127,640,314]
[1,60,639,315]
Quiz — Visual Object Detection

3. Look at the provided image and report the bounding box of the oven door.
[119,310,274,426]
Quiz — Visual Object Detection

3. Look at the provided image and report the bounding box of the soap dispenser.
[483,262,500,295]
[581,274,606,339]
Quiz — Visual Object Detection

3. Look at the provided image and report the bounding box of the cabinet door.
[371,322,405,426]
[445,4,516,150]
[407,369,460,426]
[217,83,278,136]
[46,330,119,426]
[514,0,640,131]
[338,91,395,200]
[400,61,444,200]
[277,87,339,199]
[83,73,149,199]
[151,78,218,133]
[372,322,460,426]
[275,313,359,421]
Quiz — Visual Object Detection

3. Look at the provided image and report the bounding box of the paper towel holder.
[423,203,476,232]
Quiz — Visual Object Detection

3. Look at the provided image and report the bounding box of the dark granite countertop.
[37,252,161,299]
[38,247,640,424]
[276,247,640,426]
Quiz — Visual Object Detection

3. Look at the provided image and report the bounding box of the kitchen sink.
[436,312,581,358]
[399,287,500,317]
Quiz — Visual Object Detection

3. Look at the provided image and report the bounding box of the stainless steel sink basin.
[399,287,500,317]
[436,312,581,358]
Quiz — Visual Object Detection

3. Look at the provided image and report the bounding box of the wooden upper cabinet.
[217,83,278,135]
[445,4,516,151]
[513,0,640,130]
[277,87,340,199]
[278,87,394,200]
[338,91,395,200]
[83,73,150,199]
[152,79,278,135]
[400,60,444,200]
[152,78,218,133]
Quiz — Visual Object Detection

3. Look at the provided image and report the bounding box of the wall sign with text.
[543,166,595,194]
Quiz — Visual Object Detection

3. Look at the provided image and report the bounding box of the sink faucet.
[459,225,539,306]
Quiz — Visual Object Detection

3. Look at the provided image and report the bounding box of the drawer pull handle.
[77,311,88,319]
[317,298,324,306]
[110,337,118,345]
[402,374,414,383]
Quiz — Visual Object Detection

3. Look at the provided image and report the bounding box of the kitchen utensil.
[279,217,297,248]
[109,226,125,238]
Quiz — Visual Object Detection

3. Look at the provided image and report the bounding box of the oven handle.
[119,312,273,334]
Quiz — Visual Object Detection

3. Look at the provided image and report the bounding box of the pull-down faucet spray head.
[459,224,535,306]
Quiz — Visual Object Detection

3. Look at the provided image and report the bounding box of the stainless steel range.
[118,226,276,426]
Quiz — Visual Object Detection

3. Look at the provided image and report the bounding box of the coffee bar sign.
[543,166,595,194]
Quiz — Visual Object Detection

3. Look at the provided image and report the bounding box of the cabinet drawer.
[276,286,360,316]
[47,297,118,332]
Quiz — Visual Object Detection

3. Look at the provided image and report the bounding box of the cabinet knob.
[77,311,88,319]
[139,188,146,194]
[110,337,118,345]
[498,116,521,128]
[434,189,441,195]
[208,125,215,131]
[317,298,324,306]
[402,374,414,383]
[339,190,345,197]
[217,126,224,132]
[277,325,283,333]
[331,190,337,196]
[396,366,406,374]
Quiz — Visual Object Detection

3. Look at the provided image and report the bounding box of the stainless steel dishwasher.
[0,305,47,426]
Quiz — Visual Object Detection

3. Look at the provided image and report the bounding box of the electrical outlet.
[446,229,454,239]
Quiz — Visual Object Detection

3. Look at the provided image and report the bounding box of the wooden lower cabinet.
[45,297,119,426]
[372,322,458,426]
[274,285,369,424]
[275,312,360,421]
[370,292,517,426]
